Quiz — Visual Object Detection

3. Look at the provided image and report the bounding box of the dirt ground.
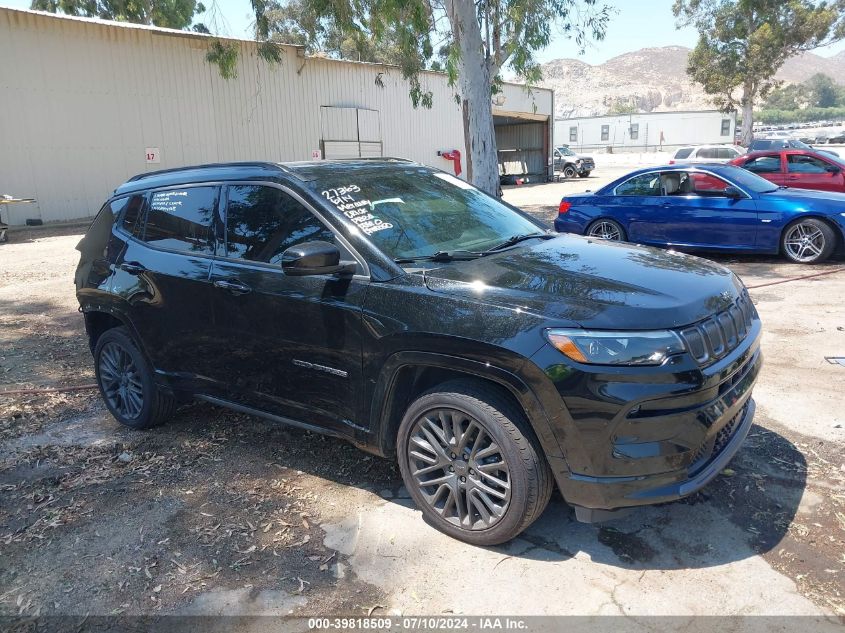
[1,196,844,621]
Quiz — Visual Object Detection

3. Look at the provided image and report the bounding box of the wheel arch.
[371,351,563,464]
[82,309,130,354]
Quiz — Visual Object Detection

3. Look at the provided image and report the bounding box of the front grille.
[679,292,756,365]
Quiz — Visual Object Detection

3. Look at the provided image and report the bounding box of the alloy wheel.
[407,408,511,530]
[783,222,826,263]
[98,341,144,419]
[588,221,622,240]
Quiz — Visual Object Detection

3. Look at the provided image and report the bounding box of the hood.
[761,187,845,207]
[423,235,743,330]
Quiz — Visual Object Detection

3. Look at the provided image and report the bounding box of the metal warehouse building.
[0,8,554,225]
[555,110,737,153]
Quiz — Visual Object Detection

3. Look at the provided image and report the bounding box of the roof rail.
[126,161,283,182]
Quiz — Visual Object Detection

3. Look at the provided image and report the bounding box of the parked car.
[555,163,845,264]
[76,159,761,545]
[669,145,744,164]
[828,132,845,144]
[730,149,845,194]
[750,137,839,158]
[554,146,595,178]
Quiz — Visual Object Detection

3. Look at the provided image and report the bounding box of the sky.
[4,0,845,65]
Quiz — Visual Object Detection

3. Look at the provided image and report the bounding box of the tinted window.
[121,195,147,235]
[743,155,781,174]
[140,187,217,255]
[615,173,661,196]
[673,148,694,159]
[225,185,336,264]
[716,148,739,159]
[697,148,718,159]
[787,155,830,174]
[749,140,775,151]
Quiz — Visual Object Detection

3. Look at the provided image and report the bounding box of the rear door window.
[697,148,718,159]
[224,184,341,265]
[716,148,739,160]
[139,187,219,255]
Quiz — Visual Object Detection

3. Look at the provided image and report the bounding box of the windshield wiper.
[483,232,553,253]
[394,250,482,264]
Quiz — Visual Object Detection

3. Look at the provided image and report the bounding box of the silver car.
[670,145,744,164]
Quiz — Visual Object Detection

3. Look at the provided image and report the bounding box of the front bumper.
[531,309,762,515]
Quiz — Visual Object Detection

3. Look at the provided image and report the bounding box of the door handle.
[213,279,252,295]
[119,261,146,274]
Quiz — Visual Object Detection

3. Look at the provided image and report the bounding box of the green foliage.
[205,40,239,79]
[673,0,845,119]
[607,100,637,114]
[756,106,845,124]
[763,73,845,110]
[248,0,610,108]
[30,0,206,30]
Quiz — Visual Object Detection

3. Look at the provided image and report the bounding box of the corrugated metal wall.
[0,9,552,224]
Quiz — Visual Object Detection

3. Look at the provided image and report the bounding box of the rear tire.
[397,380,553,546]
[94,326,175,429]
[587,218,626,241]
[781,218,836,264]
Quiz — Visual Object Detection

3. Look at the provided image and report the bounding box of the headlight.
[545,329,686,366]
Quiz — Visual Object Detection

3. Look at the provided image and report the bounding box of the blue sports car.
[554,164,845,264]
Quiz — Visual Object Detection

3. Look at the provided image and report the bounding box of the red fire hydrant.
[438,150,462,177]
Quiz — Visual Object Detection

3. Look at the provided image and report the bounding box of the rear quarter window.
[673,148,694,159]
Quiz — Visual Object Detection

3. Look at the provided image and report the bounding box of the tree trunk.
[445,0,499,196]
[740,85,755,146]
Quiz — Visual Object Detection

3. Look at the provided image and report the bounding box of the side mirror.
[825,164,841,174]
[281,241,356,277]
[724,186,744,199]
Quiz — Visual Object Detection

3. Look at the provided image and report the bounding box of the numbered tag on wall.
[145,147,161,164]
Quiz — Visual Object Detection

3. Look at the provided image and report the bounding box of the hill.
[541,46,845,118]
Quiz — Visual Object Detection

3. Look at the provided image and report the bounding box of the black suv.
[76,159,761,545]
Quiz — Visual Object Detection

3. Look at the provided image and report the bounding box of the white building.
[555,110,737,153]
[0,8,553,225]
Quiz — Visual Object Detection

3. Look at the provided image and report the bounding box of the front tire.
[397,380,553,546]
[94,326,175,429]
[781,219,836,264]
[587,218,626,241]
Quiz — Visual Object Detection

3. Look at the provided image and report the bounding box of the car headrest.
[662,174,680,194]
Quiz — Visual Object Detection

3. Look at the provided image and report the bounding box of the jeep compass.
[75,159,762,545]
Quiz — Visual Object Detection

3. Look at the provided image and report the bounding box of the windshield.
[718,165,779,193]
[311,168,544,260]
[556,147,575,156]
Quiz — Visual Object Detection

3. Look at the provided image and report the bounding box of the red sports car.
[730,149,845,193]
